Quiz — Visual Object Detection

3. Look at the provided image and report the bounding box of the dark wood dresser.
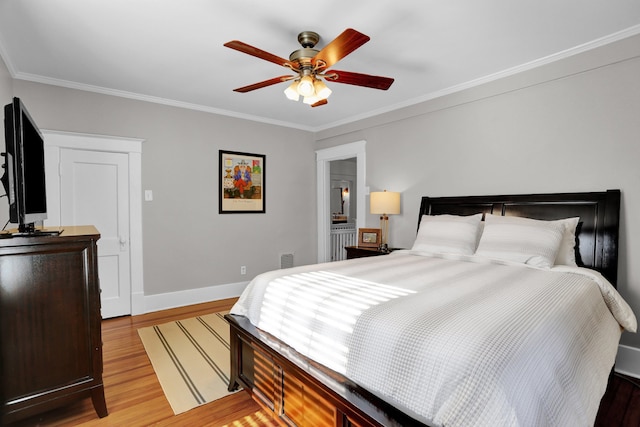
[0,226,107,423]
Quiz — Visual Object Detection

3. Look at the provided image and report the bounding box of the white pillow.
[475,214,566,268]
[412,213,483,255]
[554,217,580,266]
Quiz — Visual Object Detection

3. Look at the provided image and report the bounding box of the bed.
[225,189,636,427]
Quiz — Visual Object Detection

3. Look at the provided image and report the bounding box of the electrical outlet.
[240,266,246,275]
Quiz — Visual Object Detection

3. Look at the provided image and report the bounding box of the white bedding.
[231,251,636,426]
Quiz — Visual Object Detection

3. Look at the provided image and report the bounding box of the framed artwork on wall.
[358,228,381,248]
[219,150,265,214]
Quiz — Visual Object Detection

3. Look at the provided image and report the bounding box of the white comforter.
[231,251,636,426]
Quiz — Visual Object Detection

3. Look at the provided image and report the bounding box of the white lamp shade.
[370,191,400,215]
[297,76,315,97]
[284,81,300,101]
[303,94,321,105]
[314,79,332,99]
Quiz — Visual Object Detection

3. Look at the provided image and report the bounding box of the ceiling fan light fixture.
[226,29,394,108]
[284,81,300,101]
[314,79,332,100]
[297,75,315,97]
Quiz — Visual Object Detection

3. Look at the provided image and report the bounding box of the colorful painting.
[219,150,265,213]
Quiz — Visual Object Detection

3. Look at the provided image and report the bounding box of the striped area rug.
[138,311,238,414]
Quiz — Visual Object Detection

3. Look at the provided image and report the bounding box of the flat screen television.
[1,97,49,234]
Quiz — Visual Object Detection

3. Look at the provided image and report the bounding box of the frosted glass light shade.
[303,95,321,105]
[314,79,332,99]
[284,81,300,101]
[297,76,315,97]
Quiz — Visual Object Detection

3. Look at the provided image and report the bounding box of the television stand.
[1,226,107,423]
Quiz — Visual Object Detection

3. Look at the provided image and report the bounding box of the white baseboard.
[138,281,250,315]
[615,344,640,379]
[132,291,145,315]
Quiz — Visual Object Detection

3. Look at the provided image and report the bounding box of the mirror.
[331,180,350,223]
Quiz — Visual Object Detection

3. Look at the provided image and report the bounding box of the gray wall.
[4,74,317,297]
[0,55,10,105]
[0,54,13,227]
[316,34,640,349]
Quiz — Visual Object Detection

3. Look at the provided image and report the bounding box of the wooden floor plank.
[595,373,640,427]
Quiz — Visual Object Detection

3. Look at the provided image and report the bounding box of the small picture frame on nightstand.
[358,228,381,248]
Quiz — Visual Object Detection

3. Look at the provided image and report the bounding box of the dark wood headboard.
[418,190,621,286]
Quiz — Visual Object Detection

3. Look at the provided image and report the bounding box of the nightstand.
[345,246,399,259]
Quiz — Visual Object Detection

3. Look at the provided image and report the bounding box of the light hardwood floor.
[9,298,278,427]
[8,298,639,426]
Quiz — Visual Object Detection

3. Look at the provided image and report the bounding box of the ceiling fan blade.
[224,40,298,70]
[233,75,294,93]
[325,70,394,90]
[312,28,370,69]
[311,99,328,108]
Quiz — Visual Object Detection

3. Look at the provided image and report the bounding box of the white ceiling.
[1,1,639,132]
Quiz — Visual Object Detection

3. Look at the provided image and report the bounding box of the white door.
[59,148,131,318]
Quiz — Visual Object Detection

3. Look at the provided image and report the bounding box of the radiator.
[330,224,357,261]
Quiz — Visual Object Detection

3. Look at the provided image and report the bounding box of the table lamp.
[370,190,400,251]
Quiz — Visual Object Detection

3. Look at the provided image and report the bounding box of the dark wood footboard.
[226,313,426,427]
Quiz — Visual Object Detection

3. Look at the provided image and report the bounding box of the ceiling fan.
[223,28,394,107]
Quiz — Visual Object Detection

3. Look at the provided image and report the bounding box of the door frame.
[316,140,366,263]
[43,130,145,315]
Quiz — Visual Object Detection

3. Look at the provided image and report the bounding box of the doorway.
[316,141,366,263]
[329,160,357,261]
[43,130,144,317]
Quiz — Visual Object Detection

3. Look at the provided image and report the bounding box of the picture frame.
[358,228,381,248]
[219,150,265,214]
